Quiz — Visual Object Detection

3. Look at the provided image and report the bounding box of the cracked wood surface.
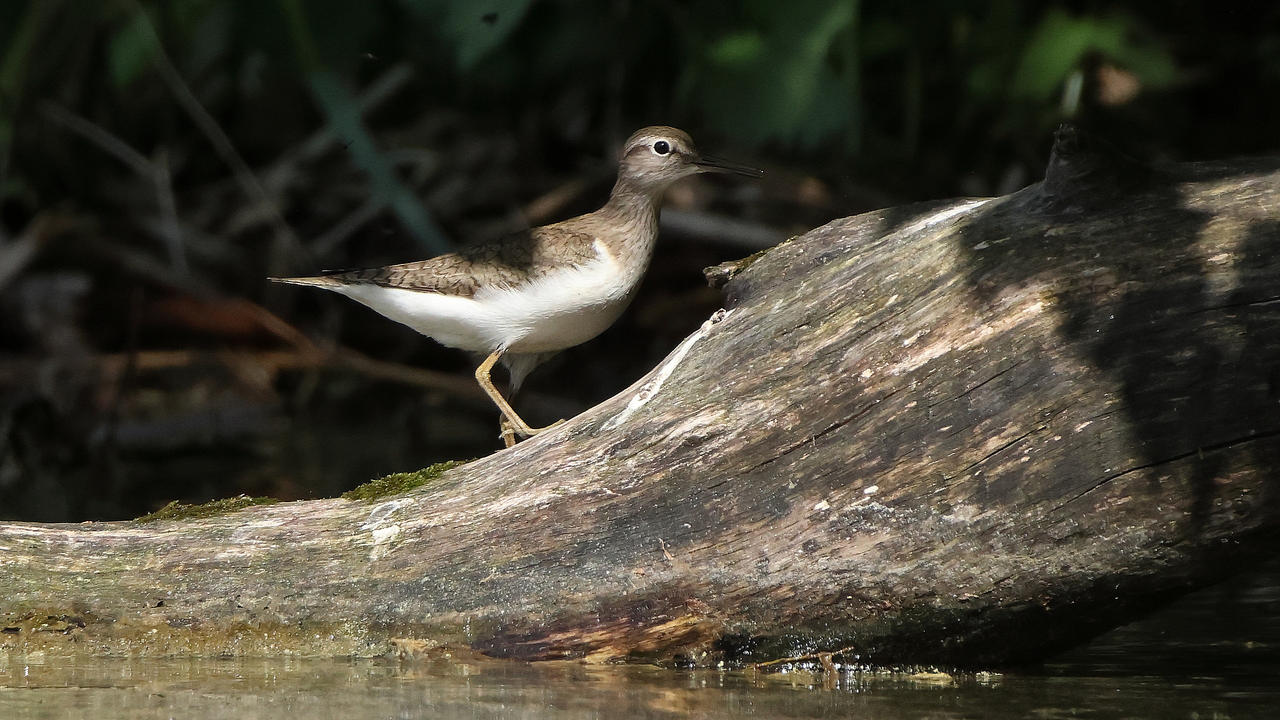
[2,128,1279,666]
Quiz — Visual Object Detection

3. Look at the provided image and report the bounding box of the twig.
[751,645,858,672]
[39,102,152,177]
[329,349,486,402]
[658,538,675,562]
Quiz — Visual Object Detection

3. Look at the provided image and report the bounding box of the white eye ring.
[652,140,671,156]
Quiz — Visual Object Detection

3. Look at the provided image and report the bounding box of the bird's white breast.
[333,251,640,355]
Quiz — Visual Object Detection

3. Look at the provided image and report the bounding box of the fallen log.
[3,127,1278,666]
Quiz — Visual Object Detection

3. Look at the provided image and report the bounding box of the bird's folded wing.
[335,225,600,297]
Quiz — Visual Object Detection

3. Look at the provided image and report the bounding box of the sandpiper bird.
[273,126,760,446]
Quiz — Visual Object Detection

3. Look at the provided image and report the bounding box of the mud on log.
[3,127,1278,666]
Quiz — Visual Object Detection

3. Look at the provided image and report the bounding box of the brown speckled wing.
[328,224,599,298]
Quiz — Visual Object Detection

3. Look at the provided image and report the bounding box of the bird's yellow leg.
[474,351,562,439]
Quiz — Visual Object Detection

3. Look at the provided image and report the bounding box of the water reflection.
[2,565,1277,720]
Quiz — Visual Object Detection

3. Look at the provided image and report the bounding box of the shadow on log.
[3,127,1278,667]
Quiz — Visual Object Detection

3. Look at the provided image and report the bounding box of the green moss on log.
[134,495,279,523]
[341,460,469,502]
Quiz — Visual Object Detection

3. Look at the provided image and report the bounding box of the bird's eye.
[652,140,671,155]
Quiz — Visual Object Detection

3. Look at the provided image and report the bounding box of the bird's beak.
[693,155,764,177]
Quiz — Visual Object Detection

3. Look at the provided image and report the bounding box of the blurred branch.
[40,102,188,274]
[660,209,787,250]
[0,215,54,292]
[305,71,451,255]
[309,147,441,257]
[39,102,151,176]
[277,0,450,255]
[124,0,301,262]
[308,197,383,257]
[260,64,417,194]
[522,176,599,225]
[0,349,488,407]
[151,150,185,273]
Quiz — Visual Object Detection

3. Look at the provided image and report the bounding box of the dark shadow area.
[1233,219,1280,513]
[953,125,1280,529]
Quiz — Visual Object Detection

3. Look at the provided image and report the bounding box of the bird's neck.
[603,175,666,220]
[595,176,666,261]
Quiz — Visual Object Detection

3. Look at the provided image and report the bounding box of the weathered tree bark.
[3,127,1278,666]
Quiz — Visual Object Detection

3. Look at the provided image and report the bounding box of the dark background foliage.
[1,0,1277,521]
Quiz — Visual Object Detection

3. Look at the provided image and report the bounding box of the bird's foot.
[498,417,566,447]
[499,417,519,448]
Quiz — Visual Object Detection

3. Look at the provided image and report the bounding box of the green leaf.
[696,0,860,148]
[108,10,160,88]
[709,32,765,66]
[1012,10,1177,101]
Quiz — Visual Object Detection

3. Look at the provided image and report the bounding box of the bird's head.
[616,126,761,194]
